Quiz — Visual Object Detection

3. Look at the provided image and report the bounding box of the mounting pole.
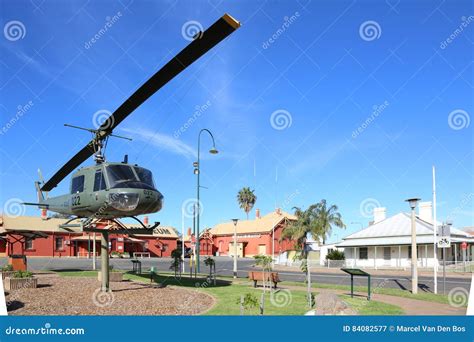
[101,231,110,292]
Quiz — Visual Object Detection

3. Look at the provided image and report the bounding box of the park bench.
[248,271,281,289]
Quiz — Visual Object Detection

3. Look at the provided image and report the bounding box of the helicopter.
[24,13,241,229]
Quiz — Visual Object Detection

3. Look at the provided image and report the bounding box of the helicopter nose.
[108,193,140,211]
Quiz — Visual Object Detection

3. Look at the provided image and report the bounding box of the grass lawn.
[311,282,456,306]
[54,270,404,315]
[340,295,404,315]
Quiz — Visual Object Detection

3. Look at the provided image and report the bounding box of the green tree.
[253,254,273,292]
[314,199,346,244]
[237,187,257,219]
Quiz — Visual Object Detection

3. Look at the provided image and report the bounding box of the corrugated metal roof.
[209,210,296,235]
[337,212,473,247]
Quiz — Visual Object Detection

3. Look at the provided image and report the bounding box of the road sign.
[437,237,451,248]
[437,224,451,248]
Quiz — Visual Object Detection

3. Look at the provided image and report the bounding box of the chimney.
[143,216,149,226]
[276,208,281,215]
[418,201,432,223]
[373,207,386,223]
[256,208,260,219]
[187,227,191,237]
[41,208,47,220]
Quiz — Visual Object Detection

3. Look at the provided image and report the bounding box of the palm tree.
[314,199,346,244]
[237,187,257,219]
[281,200,346,258]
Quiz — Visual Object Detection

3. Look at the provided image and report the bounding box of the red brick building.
[205,209,297,257]
[0,216,178,258]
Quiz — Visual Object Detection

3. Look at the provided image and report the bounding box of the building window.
[55,237,64,251]
[25,239,34,250]
[71,175,85,193]
[359,247,368,260]
[162,244,168,252]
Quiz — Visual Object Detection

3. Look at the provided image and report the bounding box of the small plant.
[1,264,13,272]
[12,270,33,278]
[237,293,259,315]
[170,249,182,278]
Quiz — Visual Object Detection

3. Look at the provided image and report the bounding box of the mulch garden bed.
[5,274,214,315]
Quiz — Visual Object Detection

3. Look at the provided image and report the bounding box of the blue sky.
[0,0,472,242]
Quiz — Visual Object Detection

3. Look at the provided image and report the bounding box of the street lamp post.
[406,197,421,294]
[232,219,239,278]
[194,128,218,273]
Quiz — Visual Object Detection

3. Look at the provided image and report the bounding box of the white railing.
[133,252,151,259]
[76,252,98,258]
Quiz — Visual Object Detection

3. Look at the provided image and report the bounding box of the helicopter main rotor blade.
[40,13,240,191]
[99,13,240,132]
[41,143,95,191]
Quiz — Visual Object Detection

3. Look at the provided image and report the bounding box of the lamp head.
[232,218,239,226]
[209,147,219,154]
[405,197,421,210]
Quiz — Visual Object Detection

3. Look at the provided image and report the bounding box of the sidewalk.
[273,264,473,279]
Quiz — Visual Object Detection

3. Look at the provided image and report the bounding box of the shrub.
[13,270,33,278]
[326,249,345,260]
[1,264,13,272]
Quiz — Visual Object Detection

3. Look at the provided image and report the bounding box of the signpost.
[341,268,371,301]
[437,223,451,294]
[462,241,468,272]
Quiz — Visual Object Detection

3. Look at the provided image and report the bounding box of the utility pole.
[92,232,96,270]
[100,231,109,292]
[432,166,438,294]
[406,197,420,295]
[232,219,239,278]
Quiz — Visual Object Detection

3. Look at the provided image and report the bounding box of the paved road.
[2,257,471,293]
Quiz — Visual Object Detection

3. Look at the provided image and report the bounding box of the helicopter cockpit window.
[106,165,155,190]
[93,170,106,191]
[71,175,85,193]
[134,167,154,188]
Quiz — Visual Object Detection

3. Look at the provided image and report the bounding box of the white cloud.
[121,127,196,159]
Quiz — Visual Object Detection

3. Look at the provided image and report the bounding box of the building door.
[383,247,391,266]
[258,244,266,255]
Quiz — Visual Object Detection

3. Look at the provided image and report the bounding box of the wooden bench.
[248,271,281,289]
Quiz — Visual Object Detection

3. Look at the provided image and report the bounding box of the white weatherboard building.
[337,202,474,269]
